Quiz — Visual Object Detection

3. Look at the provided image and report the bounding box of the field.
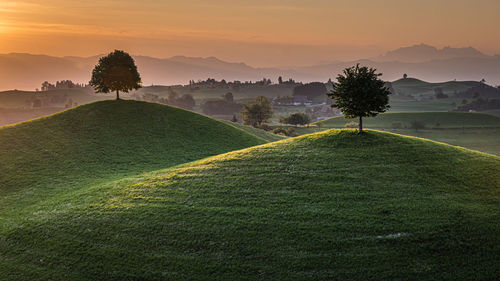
[0,129,498,280]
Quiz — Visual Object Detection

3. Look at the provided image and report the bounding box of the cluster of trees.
[278,76,297,85]
[272,127,298,137]
[240,96,273,127]
[279,113,311,126]
[293,82,327,100]
[140,90,196,110]
[202,92,243,115]
[40,80,88,91]
[188,77,279,92]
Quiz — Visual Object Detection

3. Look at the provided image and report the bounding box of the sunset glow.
[1,0,499,66]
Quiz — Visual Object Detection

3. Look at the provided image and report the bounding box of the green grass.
[0,100,267,196]
[0,129,499,280]
[223,121,287,142]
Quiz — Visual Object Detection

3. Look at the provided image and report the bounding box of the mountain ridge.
[1,44,500,91]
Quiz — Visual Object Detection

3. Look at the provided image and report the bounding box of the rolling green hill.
[1,129,498,280]
[0,100,267,196]
[392,78,482,96]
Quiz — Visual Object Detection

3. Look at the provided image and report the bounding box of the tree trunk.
[116,90,120,100]
[359,116,363,133]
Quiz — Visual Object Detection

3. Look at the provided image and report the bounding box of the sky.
[1,0,499,66]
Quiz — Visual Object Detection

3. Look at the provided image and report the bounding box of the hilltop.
[0,100,267,194]
[315,112,500,129]
[391,78,499,97]
[305,112,500,155]
[0,129,498,280]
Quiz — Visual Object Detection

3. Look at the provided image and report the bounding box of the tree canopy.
[240,96,273,127]
[327,64,390,132]
[89,50,142,100]
[279,113,311,127]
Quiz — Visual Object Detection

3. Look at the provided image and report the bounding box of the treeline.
[187,77,301,91]
[40,80,89,91]
[138,89,195,110]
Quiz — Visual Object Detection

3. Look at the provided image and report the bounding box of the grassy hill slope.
[391,78,482,96]
[223,120,287,142]
[1,130,498,280]
[0,100,267,195]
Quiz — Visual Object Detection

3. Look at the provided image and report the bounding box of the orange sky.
[1,0,499,66]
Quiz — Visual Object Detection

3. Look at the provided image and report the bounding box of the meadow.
[0,128,498,280]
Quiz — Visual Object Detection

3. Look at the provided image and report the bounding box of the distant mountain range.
[377,44,491,62]
[1,44,499,91]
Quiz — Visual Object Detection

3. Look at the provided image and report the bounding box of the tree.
[240,96,273,127]
[89,50,142,100]
[279,112,311,127]
[327,64,390,133]
[223,92,234,103]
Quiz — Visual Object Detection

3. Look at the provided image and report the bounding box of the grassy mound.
[0,100,266,195]
[315,112,500,129]
[1,130,498,280]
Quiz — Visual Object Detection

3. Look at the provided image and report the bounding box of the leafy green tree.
[279,112,311,127]
[327,64,390,133]
[240,96,273,127]
[89,50,142,100]
[223,92,234,103]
